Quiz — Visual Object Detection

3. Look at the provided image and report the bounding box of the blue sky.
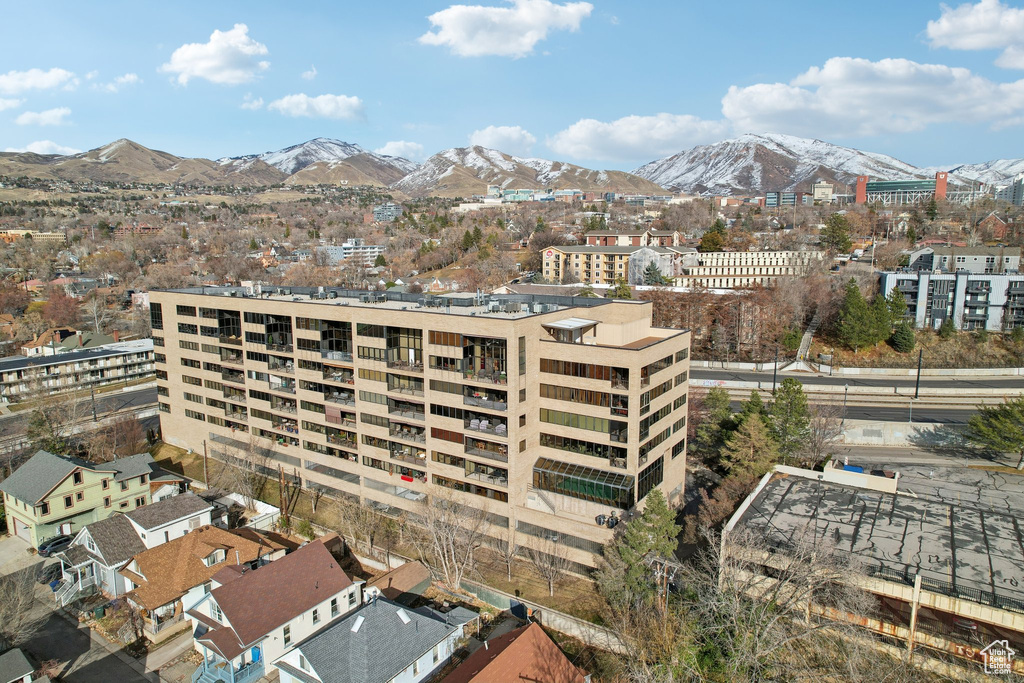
[1,0,1022,170]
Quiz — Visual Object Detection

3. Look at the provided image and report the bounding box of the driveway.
[0,533,42,576]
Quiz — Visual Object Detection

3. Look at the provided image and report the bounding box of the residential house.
[56,493,214,605]
[365,560,431,606]
[0,649,34,683]
[0,450,177,546]
[977,211,1012,241]
[442,622,589,683]
[186,539,361,683]
[274,597,478,683]
[121,525,286,641]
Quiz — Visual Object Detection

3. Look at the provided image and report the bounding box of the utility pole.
[202,439,209,487]
[914,349,923,400]
[841,384,849,429]
[771,346,779,395]
[90,384,97,422]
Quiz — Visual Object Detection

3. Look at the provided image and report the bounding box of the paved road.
[728,401,973,424]
[0,386,157,437]
[693,368,1024,390]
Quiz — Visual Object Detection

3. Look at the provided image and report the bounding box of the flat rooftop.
[737,466,1024,613]
[160,286,633,320]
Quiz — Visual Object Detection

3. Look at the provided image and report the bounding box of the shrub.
[889,322,915,353]
[938,318,955,339]
[296,519,315,540]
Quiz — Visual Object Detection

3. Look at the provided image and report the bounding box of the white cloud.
[96,72,141,93]
[160,24,269,85]
[469,125,537,155]
[301,65,317,80]
[419,0,593,58]
[0,98,21,111]
[548,113,729,161]
[374,140,425,160]
[240,93,264,110]
[267,93,364,120]
[15,107,71,126]
[926,0,1024,68]
[85,70,98,80]
[0,67,76,95]
[4,140,81,155]
[721,57,1024,137]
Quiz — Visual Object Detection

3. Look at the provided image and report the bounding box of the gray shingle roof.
[287,597,474,683]
[108,453,158,481]
[81,514,146,566]
[0,648,33,683]
[125,493,211,531]
[0,450,87,504]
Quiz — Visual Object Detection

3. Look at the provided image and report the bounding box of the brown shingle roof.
[121,525,284,610]
[194,540,353,660]
[366,561,431,604]
[442,622,587,683]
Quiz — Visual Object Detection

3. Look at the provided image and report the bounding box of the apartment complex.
[879,270,1024,331]
[906,245,1021,274]
[150,287,690,569]
[674,250,825,289]
[542,245,682,286]
[316,238,386,267]
[0,339,154,403]
[725,463,1024,674]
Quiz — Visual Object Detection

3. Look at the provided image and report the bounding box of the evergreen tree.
[720,413,780,477]
[967,396,1024,469]
[870,293,893,344]
[598,488,680,607]
[535,216,547,233]
[926,198,938,221]
[643,262,667,285]
[939,317,956,339]
[906,225,918,244]
[838,279,875,352]
[607,278,632,299]
[698,230,725,252]
[373,254,387,267]
[180,225,188,240]
[460,230,474,251]
[889,321,916,352]
[885,288,908,325]
[249,238,258,250]
[472,225,483,245]
[770,378,810,462]
[821,213,853,253]
[695,387,733,456]
[739,391,766,421]
[284,225,291,238]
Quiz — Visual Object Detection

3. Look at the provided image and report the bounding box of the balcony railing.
[323,370,355,384]
[464,417,507,438]
[324,392,355,406]
[321,350,353,363]
[463,395,507,412]
[391,426,426,443]
[387,360,424,373]
[221,369,245,385]
[465,439,509,463]
[465,469,508,487]
[220,353,244,366]
[219,335,243,347]
[462,368,508,386]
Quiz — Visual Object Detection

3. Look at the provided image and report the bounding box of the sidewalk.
[141,631,194,675]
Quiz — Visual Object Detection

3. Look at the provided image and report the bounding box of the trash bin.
[93,606,105,619]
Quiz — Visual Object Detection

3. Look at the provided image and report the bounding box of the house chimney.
[235,550,240,565]
[113,330,119,342]
[78,331,83,347]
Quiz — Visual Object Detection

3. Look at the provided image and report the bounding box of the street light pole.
[842,384,849,428]
[914,349,923,400]
[90,383,97,422]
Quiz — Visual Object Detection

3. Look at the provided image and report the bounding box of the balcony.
[327,429,357,449]
[219,351,244,366]
[389,399,425,421]
[387,359,424,373]
[192,659,264,683]
[225,409,247,422]
[465,437,509,463]
[465,464,508,487]
[270,399,296,414]
[390,424,426,444]
[463,391,507,412]
[323,368,355,385]
[268,357,294,374]
[325,413,356,428]
[324,390,355,407]
[390,444,427,466]
[218,334,243,347]
[463,367,508,386]
[321,350,353,363]
[464,415,508,438]
[221,369,245,385]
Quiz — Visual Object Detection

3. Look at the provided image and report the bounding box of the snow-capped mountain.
[222,137,418,177]
[634,133,933,195]
[392,146,664,198]
[923,159,1024,187]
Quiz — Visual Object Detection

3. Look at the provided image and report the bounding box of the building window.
[518,336,526,375]
[413,660,420,675]
[330,598,339,618]
[119,501,129,509]
[64,495,73,509]
[72,471,83,485]
[203,581,212,595]
[76,491,84,502]
[104,496,111,508]
[348,591,357,608]
[283,625,291,646]
[433,645,440,663]
[120,481,128,492]
[299,654,308,671]
[212,602,222,622]
[139,474,148,485]
[312,608,320,624]
[39,501,49,515]
[150,302,163,330]
[102,479,109,489]
[135,497,146,507]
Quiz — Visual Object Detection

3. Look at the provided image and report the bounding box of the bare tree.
[802,402,844,467]
[25,379,86,454]
[82,292,112,334]
[216,435,272,512]
[421,488,487,591]
[0,571,46,651]
[528,537,572,597]
[493,524,521,583]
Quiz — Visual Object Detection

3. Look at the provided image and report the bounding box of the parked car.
[37,535,72,557]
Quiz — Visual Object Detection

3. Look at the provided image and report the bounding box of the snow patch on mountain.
[220,137,418,177]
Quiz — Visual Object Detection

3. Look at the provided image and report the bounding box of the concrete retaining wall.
[693,360,1023,377]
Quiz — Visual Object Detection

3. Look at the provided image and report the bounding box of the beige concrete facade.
[674,250,825,289]
[150,288,690,569]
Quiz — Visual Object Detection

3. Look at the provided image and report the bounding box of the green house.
[0,450,179,547]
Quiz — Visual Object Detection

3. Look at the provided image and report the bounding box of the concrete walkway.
[140,631,194,675]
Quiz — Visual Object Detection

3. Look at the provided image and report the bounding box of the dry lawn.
[813,329,1024,369]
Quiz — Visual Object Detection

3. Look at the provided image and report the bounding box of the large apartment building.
[674,250,825,289]
[150,287,690,570]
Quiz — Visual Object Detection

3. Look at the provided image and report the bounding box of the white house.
[274,596,478,683]
[186,538,362,683]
